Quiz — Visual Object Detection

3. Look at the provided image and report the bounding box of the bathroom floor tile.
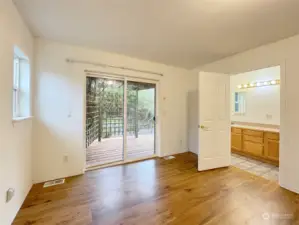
[231,157,245,165]
[234,161,256,170]
[262,171,279,181]
[231,153,279,182]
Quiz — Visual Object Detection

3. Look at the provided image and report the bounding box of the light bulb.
[263,81,269,86]
[250,83,255,87]
[256,82,261,87]
[243,84,248,88]
[270,80,276,85]
[237,85,242,89]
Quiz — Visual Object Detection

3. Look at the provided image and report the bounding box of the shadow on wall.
[33,71,85,183]
[187,90,199,155]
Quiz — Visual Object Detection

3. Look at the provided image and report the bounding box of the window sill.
[12,116,33,123]
[233,113,245,116]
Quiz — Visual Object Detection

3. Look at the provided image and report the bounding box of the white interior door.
[198,72,230,171]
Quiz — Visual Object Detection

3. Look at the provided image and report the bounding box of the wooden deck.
[86,134,155,167]
[13,152,299,225]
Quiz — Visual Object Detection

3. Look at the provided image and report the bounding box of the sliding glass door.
[126,81,156,160]
[86,77,124,167]
[85,76,156,168]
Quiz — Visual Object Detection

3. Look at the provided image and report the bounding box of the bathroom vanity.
[231,124,279,166]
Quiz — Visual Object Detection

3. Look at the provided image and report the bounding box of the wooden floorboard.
[13,152,299,225]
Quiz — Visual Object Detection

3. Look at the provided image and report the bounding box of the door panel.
[198,72,230,171]
[86,77,157,168]
[266,140,279,160]
[126,81,156,160]
[86,77,124,167]
[231,133,242,151]
[264,132,279,162]
[243,141,263,156]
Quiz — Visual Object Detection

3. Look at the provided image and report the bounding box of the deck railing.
[101,117,154,138]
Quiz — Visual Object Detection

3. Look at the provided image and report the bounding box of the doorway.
[193,66,280,182]
[230,66,280,182]
[85,76,156,168]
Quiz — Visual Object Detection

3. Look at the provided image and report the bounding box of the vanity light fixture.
[237,79,280,89]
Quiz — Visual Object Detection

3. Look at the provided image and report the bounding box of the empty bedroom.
[2,0,299,224]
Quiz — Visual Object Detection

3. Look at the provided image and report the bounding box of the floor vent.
[43,179,65,188]
[164,156,175,160]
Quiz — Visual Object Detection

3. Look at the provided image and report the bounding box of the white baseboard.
[279,180,299,194]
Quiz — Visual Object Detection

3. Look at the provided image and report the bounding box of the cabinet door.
[243,141,263,156]
[264,133,279,162]
[231,133,242,151]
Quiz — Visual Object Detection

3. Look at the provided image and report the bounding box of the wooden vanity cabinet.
[243,129,264,156]
[264,132,279,163]
[231,127,279,165]
[231,128,242,151]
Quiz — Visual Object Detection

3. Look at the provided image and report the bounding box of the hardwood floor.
[13,153,299,225]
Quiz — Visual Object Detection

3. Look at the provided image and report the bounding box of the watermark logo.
[262,212,293,222]
[262,213,270,220]
[261,201,294,223]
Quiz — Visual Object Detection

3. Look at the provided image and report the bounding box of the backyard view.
[86,77,155,167]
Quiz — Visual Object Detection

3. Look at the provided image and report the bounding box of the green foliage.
[87,77,155,140]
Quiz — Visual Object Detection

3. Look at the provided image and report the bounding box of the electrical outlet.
[266,114,272,120]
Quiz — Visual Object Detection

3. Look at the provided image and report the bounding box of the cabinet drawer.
[243,129,263,137]
[231,127,242,134]
[243,135,263,144]
[265,132,279,140]
[243,141,263,156]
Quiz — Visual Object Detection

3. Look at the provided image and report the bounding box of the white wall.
[187,91,199,154]
[200,34,299,194]
[0,1,34,224]
[33,38,197,183]
[231,66,280,125]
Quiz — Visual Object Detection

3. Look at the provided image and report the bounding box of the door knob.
[200,125,205,129]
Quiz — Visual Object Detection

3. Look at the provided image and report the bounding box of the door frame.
[83,72,161,171]
[213,63,284,183]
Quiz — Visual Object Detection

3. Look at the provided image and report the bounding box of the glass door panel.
[86,77,124,167]
[126,81,156,160]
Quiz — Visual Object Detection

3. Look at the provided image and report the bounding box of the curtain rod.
[66,58,163,76]
[85,70,160,82]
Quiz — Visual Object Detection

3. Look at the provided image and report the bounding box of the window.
[233,92,246,114]
[13,46,31,119]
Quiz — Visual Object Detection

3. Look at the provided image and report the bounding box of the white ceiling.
[14,0,299,69]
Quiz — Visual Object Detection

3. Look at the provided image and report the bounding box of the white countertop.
[231,124,279,133]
